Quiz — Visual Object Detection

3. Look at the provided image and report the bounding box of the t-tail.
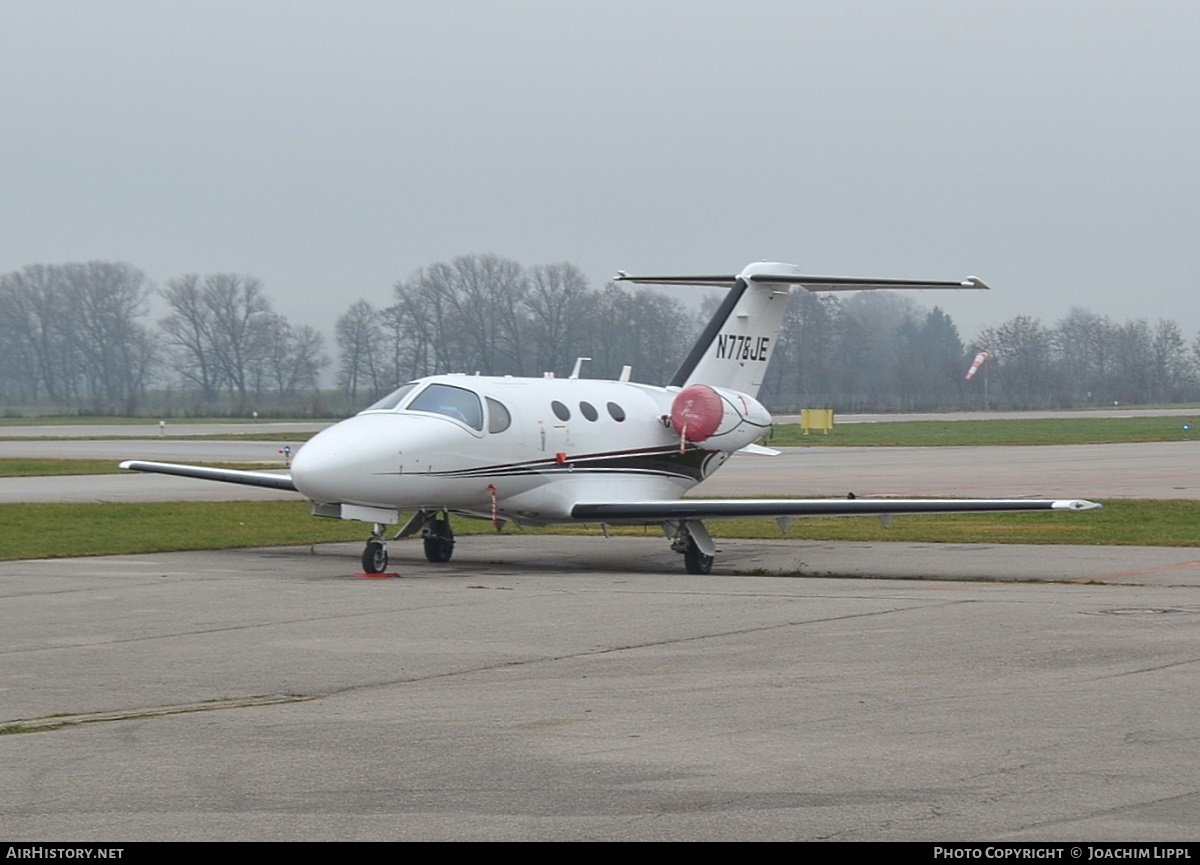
[616,262,988,398]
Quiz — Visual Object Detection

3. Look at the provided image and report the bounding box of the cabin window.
[607,402,626,422]
[551,400,571,421]
[408,384,484,431]
[363,382,418,412]
[486,397,511,433]
[579,401,598,421]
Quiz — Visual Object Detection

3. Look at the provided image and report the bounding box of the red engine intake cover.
[670,384,724,442]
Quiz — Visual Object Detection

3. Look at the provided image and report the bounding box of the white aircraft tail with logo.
[616,262,988,398]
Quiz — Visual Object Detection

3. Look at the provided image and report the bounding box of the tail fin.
[616,262,987,398]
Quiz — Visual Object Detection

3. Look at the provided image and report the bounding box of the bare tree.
[1150,319,1192,402]
[161,273,272,402]
[0,265,73,402]
[335,300,386,400]
[589,284,693,384]
[524,262,592,375]
[394,265,462,377]
[61,261,155,405]
[389,254,530,378]
[205,274,271,400]
[288,324,330,396]
[161,274,223,401]
[253,313,328,397]
[0,262,153,408]
[441,254,528,374]
[976,316,1056,407]
[1053,308,1117,404]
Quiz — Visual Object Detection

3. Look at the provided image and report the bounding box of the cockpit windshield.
[407,383,484,431]
[363,383,419,412]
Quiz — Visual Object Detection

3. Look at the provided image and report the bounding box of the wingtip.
[1052,499,1103,511]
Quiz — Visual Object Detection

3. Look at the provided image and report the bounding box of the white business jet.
[122,262,1099,574]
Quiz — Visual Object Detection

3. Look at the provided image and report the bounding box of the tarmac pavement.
[3,536,1200,841]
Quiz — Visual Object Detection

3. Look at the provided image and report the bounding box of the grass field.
[771,415,1199,446]
[0,433,312,444]
[0,414,327,425]
[0,459,283,477]
[0,498,1193,563]
[0,459,126,477]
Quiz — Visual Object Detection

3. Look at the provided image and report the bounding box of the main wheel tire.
[683,537,713,575]
[423,518,455,563]
[362,540,388,573]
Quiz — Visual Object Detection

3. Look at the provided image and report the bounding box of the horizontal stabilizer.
[745,273,989,292]
[616,268,988,293]
[614,273,740,288]
[572,497,1100,522]
[119,460,297,492]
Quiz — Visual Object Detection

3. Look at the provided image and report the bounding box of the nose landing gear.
[361,523,389,574]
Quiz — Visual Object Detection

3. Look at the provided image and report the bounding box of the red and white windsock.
[965,351,990,381]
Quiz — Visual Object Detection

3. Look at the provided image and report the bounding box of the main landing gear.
[422,516,455,563]
[669,520,715,575]
[358,512,456,573]
[682,537,714,575]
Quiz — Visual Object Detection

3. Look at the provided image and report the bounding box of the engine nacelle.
[669,383,772,453]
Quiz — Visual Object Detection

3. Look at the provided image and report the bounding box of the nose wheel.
[361,524,389,573]
[361,539,388,573]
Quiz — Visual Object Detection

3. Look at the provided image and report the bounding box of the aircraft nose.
[291,415,389,503]
[291,412,452,506]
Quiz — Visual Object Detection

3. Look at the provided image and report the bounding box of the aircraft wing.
[119,460,297,492]
[571,497,1100,521]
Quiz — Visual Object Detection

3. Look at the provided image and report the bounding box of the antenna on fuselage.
[569,357,592,379]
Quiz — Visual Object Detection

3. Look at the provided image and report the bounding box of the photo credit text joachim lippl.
[933,849,1192,860]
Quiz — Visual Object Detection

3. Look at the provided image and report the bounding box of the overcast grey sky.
[3,0,1197,345]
